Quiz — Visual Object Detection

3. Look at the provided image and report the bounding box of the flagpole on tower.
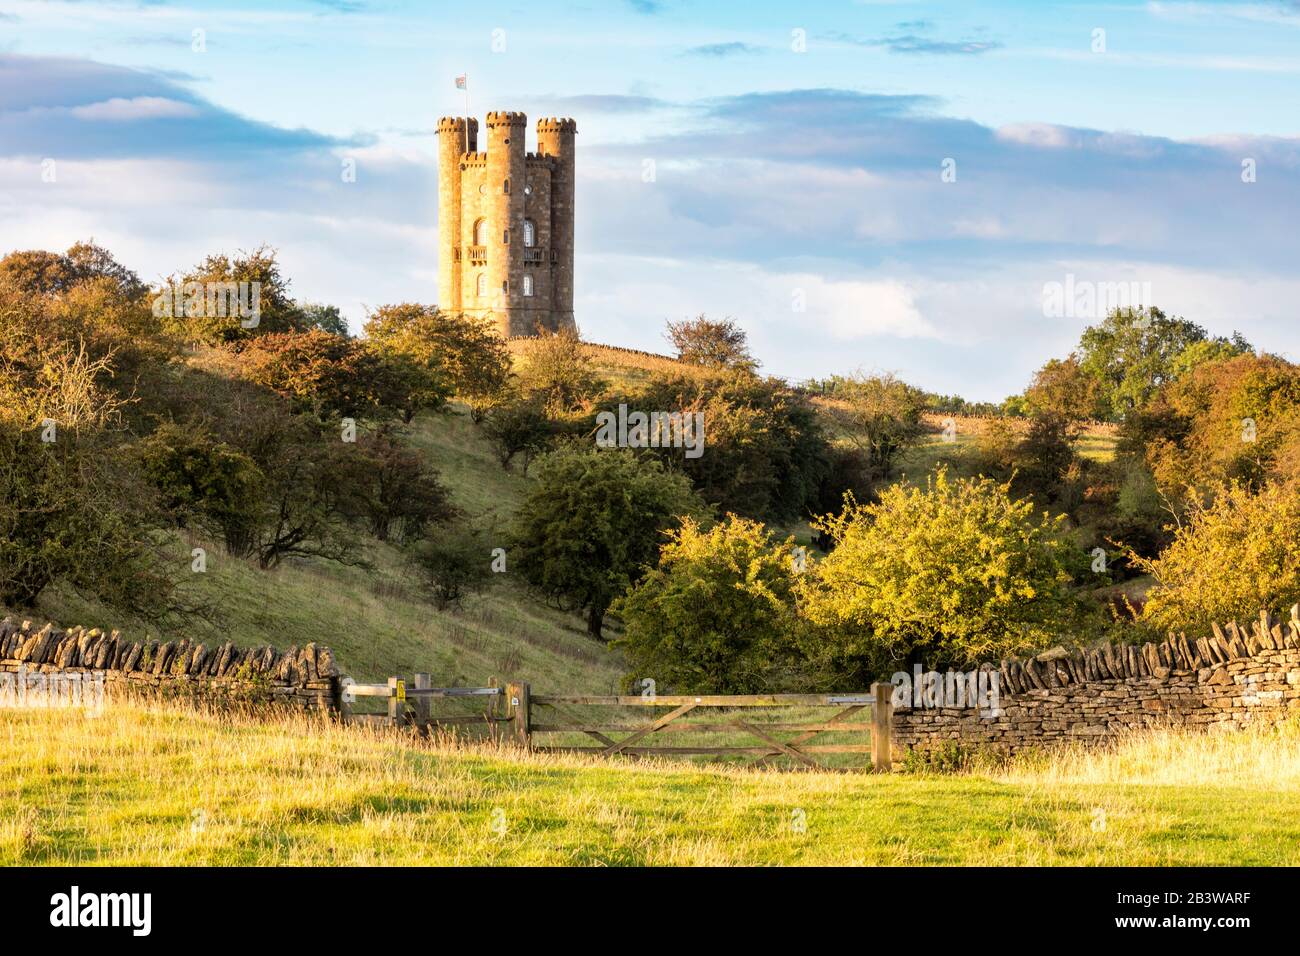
[458,73,470,155]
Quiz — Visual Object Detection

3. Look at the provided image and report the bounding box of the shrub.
[802,469,1083,668]
[235,329,414,422]
[1135,482,1300,633]
[614,515,802,693]
[514,328,606,417]
[409,524,496,609]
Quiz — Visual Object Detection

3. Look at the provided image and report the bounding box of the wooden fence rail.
[339,676,893,771]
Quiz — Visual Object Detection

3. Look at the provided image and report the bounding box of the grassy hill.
[24,403,624,691]
[4,703,1297,865]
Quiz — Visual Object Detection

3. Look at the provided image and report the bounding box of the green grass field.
[3,703,1297,866]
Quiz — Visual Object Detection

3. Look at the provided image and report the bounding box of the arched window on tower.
[476,273,487,297]
[473,218,488,246]
[522,274,534,297]
[523,220,535,247]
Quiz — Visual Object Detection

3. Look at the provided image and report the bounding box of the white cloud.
[68,97,200,121]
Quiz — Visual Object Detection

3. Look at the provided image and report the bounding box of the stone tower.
[436,112,576,337]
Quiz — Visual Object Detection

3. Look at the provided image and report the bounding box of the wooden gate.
[525,683,893,771]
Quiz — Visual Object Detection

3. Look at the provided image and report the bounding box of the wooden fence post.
[506,682,531,751]
[413,672,431,726]
[871,682,893,772]
[388,676,405,728]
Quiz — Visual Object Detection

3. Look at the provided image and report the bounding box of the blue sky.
[1,0,1298,400]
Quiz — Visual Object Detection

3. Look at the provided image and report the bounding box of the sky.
[1,0,1298,401]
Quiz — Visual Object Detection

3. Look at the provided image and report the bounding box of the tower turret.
[536,117,576,331]
[435,116,477,313]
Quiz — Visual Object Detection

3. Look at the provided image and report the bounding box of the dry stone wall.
[893,608,1300,755]
[0,617,339,712]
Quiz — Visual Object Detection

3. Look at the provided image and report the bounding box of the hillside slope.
[24,406,623,691]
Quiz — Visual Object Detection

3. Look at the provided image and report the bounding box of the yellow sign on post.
[395,680,406,702]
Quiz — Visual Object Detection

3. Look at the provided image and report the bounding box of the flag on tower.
[455,74,467,90]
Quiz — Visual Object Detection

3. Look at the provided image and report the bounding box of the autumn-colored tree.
[664,315,757,371]
[1140,353,1300,501]
[1135,482,1300,633]
[1025,353,1103,423]
[235,329,415,421]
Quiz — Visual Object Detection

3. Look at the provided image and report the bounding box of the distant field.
[3,704,1297,865]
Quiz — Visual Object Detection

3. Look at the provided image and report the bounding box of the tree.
[0,241,147,302]
[515,327,605,417]
[802,469,1083,668]
[480,396,553,473]
[158,246,307,344]
[236,329,416,422]
[1140,353,1300,502]
[827,372,925,481]
[364,304,510,421]
[1169,334,1252,380]
[664,315,757,370]
[614,515,802,693]
[1077,306,1214,419]
[0,417,185,620]
[1025,354,1103,423]
[511,446,705,638]
[138,423,265,554]
[301,302,350,337]
[612,369,832,522]
[1134,482,1300,634]
[340,429,457,543]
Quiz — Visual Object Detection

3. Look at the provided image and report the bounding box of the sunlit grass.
[3,703,1296,866]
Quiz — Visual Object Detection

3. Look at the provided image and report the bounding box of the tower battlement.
[436,112,576,337]
[484,110,528,128]
[536,117,577,133]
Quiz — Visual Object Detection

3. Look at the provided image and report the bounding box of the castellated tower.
[436,112,576,337]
